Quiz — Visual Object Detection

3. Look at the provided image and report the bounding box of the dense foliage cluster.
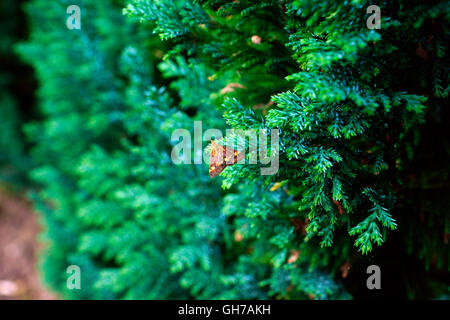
[4,0,449,299]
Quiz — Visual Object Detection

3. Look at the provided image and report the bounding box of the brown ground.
[0,188,57,300]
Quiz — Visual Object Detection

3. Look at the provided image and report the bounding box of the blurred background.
[0,0,54,299]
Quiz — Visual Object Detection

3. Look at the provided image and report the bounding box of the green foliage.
[17,0,277,300]
[10,0,449,300]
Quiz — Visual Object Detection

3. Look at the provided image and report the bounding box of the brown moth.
[209,140,244,178]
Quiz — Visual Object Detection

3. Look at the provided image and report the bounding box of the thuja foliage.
[17,0,280,299]
[13,0,449,299]
[126,0,449,298]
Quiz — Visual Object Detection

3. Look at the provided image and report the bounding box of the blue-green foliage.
[17,0,233,299]
[126,0,449,299]
[10,0,449,299]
